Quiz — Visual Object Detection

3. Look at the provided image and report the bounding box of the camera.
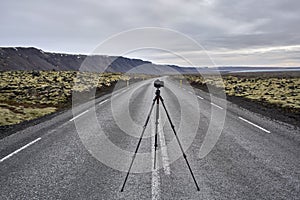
[154,79,164,88]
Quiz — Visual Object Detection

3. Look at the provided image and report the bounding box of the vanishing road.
[0,77,299,199]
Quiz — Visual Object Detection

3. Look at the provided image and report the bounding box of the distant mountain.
[0,47,147,72]
[1,47,299,74]
[0,47,198,74]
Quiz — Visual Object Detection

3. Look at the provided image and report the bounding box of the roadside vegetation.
[0,70,148,126]
[181,73,300,114]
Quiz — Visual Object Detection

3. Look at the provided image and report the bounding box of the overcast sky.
[0,0,299,67]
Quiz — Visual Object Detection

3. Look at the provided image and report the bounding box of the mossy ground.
[0,105,56,125]
[0,71,149,126]
[180,74,300,114]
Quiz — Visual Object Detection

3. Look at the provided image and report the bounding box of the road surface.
[0,77,299,199]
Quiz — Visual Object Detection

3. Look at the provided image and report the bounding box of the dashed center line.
[69,110,89,121]
[0,137,41,163]
[239,117,270,133]
[151,120,161,200]
[188,91,193,94]
[158,121,171,175]
[211,102,223,110]
[197,95,203,100]
[152,169,160,200]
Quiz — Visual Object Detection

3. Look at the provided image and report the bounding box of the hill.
[0,47,199,74]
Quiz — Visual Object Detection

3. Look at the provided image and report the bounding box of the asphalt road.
[0,77,299,200]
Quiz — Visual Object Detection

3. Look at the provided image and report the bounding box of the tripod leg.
[154,96,159,169]
[159,96,200,191]
[120,97,157,192]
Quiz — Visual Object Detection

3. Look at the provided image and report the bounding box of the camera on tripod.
[154,79,164,88]
[121,77,200,192]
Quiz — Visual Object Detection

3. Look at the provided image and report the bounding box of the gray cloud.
[0,0,299,66]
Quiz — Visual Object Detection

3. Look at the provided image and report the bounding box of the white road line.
[69,110,89,121]
[183,88,186,90]
[211,102,223,110]
[151,124,161,200]
[238,117,270,133]
[197,95,204,100]
[99,99,109,105]
[0,137,41,163]
[188,91,193,94]
[152,169,160,200]
[158,121,171,175]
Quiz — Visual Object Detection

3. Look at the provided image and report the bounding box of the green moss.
[0,106,56,126]
[0,71,152,126]
[183,75,300,112]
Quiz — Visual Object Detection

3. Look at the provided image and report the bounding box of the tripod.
[120,86,200,192]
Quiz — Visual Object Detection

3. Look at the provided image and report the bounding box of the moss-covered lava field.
[0,70,147,126]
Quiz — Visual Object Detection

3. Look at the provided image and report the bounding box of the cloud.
[0,0,299,66]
